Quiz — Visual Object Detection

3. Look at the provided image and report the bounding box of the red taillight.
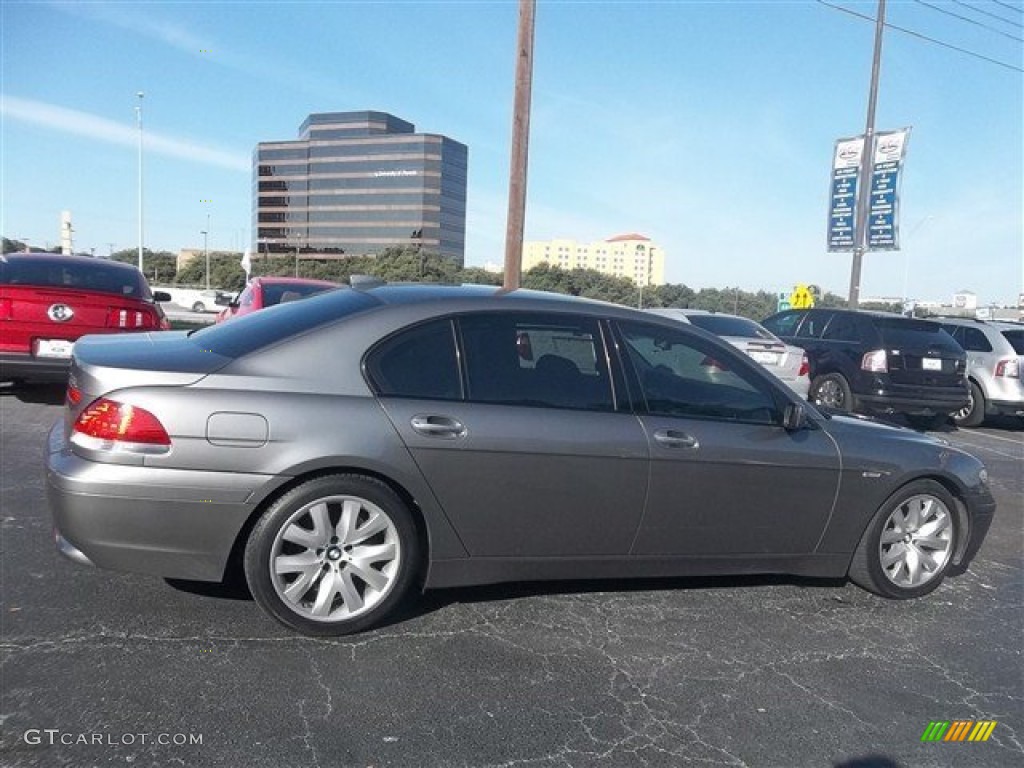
[66,385,82,406]
[106,307,160,330]
[72,398,170,449]
[798,353,809,378]
[861,349,888,373]
[994,358,1020,378]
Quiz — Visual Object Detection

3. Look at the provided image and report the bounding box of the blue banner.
[827,137,864,252]
[867,129,910,250]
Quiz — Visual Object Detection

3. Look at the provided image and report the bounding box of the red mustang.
[215,276,340,323]
[1,253,170,383]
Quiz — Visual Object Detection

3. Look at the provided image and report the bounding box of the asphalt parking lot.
[1,384,1021,768]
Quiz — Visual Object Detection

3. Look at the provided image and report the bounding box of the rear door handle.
[410,415,467,439]
[653,429,699,449]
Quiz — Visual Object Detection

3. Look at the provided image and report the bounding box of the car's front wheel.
[952,380,986,428]
[848,480,959,599]
[192,301,206,313]
[244,474,420,636]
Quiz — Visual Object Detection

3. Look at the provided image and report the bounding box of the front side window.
[365,319,460,401]
[458,313,614,411]
[762,311,803,338]
[618,321,780,425]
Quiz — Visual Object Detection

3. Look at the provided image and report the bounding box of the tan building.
[522,234,666,285]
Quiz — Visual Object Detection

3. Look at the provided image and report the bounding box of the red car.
[1,253,170,382]
[215,276,339,323]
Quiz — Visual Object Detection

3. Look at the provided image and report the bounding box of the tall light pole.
[136,91,145,272]
[503,0,536,291]
[847,0,886,309]
[201,227,209,290]
[294,233,303,277]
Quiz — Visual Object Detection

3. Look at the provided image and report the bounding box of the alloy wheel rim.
[954,390,974,422]
[816,379,844,409]
[878,494,953,589]
[270,495,400,622]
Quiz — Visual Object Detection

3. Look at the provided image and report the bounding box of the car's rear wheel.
[244,474,419,636]
[192,301,206,313]
[810,373,853,412]
[848,480,959,599]
[952,380,986,428]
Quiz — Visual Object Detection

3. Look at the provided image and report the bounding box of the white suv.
[932,317,1024,427]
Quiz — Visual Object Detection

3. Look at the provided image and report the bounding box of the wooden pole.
[503,0,536,291]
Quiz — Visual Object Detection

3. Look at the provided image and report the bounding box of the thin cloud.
[1,95,250,172]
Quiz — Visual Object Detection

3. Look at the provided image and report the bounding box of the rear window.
[874,318,960,352]
[685,314,776,340]
[262,281,336,307]
[188,287,379,358]
[0,257,150,299]
[1001,329,1024,354]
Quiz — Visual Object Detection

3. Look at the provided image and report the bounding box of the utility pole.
[202,222,210,291]
[503,0,536,291]
[848,0,886,309]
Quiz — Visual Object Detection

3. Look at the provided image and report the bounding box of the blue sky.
[2,0,1021,304]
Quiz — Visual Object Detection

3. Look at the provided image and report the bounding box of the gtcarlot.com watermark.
[23,729,202,747]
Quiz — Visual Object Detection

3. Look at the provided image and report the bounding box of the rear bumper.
[989,398,1024,418]
[857,388,969,416]
[46,421,269,582]
[0,353,71,382]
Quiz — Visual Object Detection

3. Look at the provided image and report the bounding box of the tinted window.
[686,314,775,340]
[458,313,614,411]
[822,314,860,342]
[961,327,993,353]
[0,257,150,299]
[365,319,460,400]
[796,311,832,339]
[189,287,378,358]
[875,318,961,353]
[618,321,779,425]
[1001,329,1024,354]
[762,311,802,337]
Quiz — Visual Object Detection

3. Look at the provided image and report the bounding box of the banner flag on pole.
[241,247,252,279]
[867,128,911,250]
[827,137,864,252]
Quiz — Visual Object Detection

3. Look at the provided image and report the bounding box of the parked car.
[646,308,810,398]
[762,308,968,429]
[215,276,339,322]
[47,285,995,636]
[1,253,170,382]
[927,317,1024,427]
[163,287,231,314]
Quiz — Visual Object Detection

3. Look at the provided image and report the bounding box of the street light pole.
[136,91,145,272]
[847,0,886,309]
[201,228,209,290]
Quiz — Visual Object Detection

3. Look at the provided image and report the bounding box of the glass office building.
[254,111,468,263]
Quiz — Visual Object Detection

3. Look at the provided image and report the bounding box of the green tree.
[110,248,178,284]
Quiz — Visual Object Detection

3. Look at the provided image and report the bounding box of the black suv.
[762,309,968,427]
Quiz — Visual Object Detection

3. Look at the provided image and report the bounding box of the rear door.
[369,312,650,558]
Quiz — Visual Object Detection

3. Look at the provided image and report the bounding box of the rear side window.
[1001,329,1024,354]
[762,311,802,337]
[961,327,993,353]
[365,319,460,401]
[796,312,833,339]
[822,314,860,342]
[189,287,378,358]
[0,257,149,299]
[686,314,775,340]
[458,313,614,411]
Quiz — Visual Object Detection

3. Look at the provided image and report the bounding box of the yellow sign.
[789,283,815,309]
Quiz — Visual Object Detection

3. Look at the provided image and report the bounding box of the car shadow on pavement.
[165,577,253,601]
[1,381,66,405]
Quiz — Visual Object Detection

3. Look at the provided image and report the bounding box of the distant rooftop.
[606,233,650,243]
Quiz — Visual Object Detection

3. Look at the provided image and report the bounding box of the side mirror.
[783,402,809,431]
[153,291,172,303]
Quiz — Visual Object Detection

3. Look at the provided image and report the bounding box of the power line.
[951,0,1023,30]
[816,1,1023,72]
[990,0,1023,15]
[914,0,1023,42]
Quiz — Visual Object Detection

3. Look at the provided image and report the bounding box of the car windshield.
[685,314,776,340]
[1000,329,1024,354]
[0,257,151,299]
[189,287,378,358]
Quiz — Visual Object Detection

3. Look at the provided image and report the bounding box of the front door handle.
[410,415,467,439]
[653,429,699,449]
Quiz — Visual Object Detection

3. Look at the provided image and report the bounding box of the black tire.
[192,301,206,313]
[952,380,986,428]
[848,480,960,599]
[244,474,420,636]
[810,373,854,412]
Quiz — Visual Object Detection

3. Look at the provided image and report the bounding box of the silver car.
[646,308,810,398]
[931,317,1024,427]
[47,285,996,636]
